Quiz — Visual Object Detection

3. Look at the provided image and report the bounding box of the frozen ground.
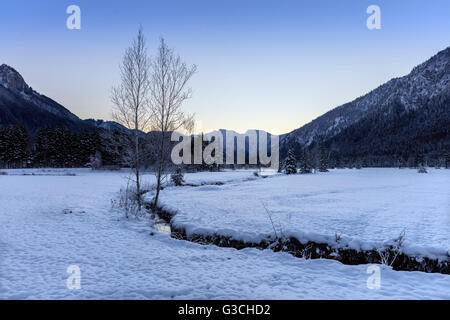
[159,169,450,258]
[0,168,449,299]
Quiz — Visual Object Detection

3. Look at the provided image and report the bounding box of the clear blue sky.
[1,0,449,134]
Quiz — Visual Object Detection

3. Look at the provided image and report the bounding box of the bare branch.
[111,27,152,211]
[148,37,197,208]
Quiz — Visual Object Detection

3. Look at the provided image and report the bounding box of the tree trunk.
[135,122,141,211]
[153,132,165,209]
[153,166,162,209]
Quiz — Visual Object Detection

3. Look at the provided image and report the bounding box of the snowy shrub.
[299,244,313,260]
[171,167,185,186]
[262,202,286,241]
[114,179,148,218]
[89,151,102,170]
[377,229,406,267]
[263,203,279,239]
[377,249,392,266]
[0,171,7,175]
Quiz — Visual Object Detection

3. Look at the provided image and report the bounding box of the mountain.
[281,47,450,165]
[0,64,91,131]
[83,118,133,134]
[0,64,131,133]
[2,44,449,167]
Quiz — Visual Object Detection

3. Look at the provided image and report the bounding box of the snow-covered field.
[160,169,450,259]
[0,168,449,299]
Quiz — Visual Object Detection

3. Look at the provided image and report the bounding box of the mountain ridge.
[281,46,450,165]
[0,64,130,133]
[1,45,449,166]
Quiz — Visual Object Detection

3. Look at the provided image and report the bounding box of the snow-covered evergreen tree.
[299,149,311,174]
[284,150,297,174]
[171,167,185,186]
[319,145,329,172]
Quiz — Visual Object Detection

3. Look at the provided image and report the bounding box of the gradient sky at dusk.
[1,0,449,134]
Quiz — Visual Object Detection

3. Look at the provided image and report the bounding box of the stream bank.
[147,204,449,274]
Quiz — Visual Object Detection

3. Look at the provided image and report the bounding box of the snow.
[0,168,449,299]
[159,168,450,259]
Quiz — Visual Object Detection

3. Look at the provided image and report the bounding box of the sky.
[0,0,449,134]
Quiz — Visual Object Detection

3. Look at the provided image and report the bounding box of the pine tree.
[335,155,342,169]
[171,167,185,186]
[414,149,425,168]
[12,125,28,167]
[100,130,122,166]
[35,126,52,167]
[407,155,415,168]
[79,129,94,166]
[79,129,105,167]
[1,126,14,166]
[0,127,7,167]
[444,150,450,169]
[284,149,297,174]
[299,149,311,174]
[318,145,329,172]
[0,125,29,168]
[355,158,362,169]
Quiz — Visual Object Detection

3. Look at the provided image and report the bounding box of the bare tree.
[111,27,151,211]
[149,38,196,208]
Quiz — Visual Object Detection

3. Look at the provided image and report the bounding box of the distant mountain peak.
[0,64,30,93]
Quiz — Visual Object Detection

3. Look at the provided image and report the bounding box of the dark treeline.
[0,125,131,169]
[283,144,450,172]
[2,123,449,170]
[0,125,257,171]
[0,125,227,171]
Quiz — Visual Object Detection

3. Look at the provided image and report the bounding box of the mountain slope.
[0,64,89,131]
[0,64,132,133]
[281,47,450,165]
